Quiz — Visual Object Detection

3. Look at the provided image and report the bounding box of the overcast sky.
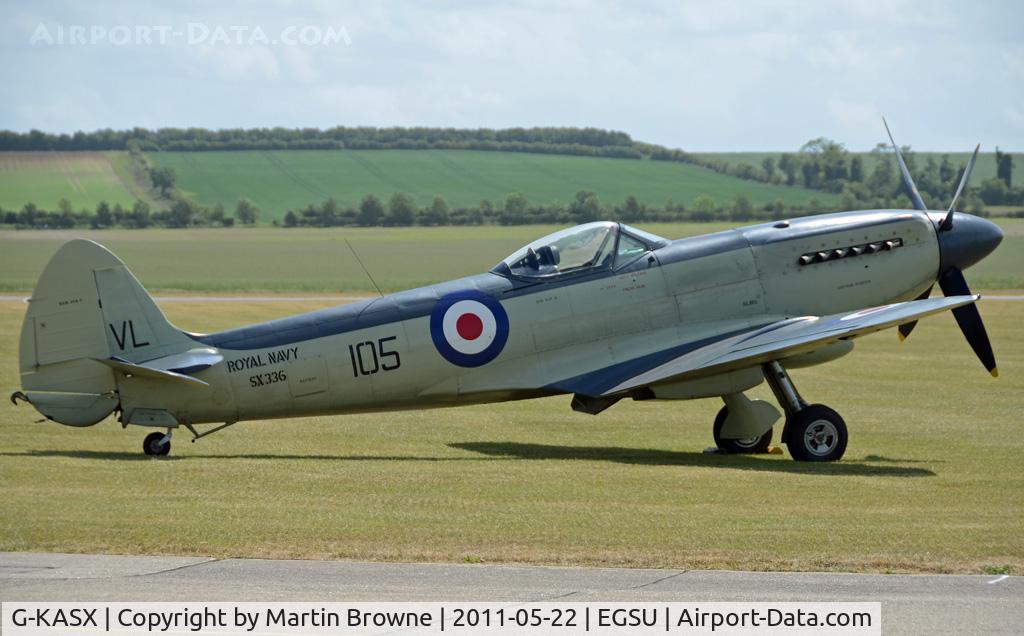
[1,0,1020,151]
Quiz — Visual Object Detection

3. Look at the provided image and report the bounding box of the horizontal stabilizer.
[93,357,210,387]
[140,347,223,374]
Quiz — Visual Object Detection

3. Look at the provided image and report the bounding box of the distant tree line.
[690,140,1022,209]
[1,197,261,229]
[277,190,830,228]
[0,126,643,159]
[2,191,844,230]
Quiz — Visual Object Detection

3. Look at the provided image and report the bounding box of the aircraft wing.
[593,295,978,397]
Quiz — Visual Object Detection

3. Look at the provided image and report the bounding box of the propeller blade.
[938,268,998,376]
[898,285,933,341]
[940,143,981,231]
[883,118,929,214]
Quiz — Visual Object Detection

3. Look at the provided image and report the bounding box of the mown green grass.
[147,149,842,222]
[3,219,1023,293]
[0,152,138,210]
[0,223,738,293]
[0,298,1021,573]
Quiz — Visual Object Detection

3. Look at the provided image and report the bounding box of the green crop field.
[696,151,1002,183]
[0,152,139,210]
[0,295,1021,573]
[3,219,1023,294]
[146,149,842,222]
[2,148,1011,223]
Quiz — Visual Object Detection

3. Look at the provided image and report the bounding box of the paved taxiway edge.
[1,552,1019,635]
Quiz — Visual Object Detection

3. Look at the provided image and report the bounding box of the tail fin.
[18,239,191,425]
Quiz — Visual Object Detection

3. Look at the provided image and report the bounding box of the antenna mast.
[344,238,384,297]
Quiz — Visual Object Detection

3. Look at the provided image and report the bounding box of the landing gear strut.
[143,431,171,457]
[762,360,848,462]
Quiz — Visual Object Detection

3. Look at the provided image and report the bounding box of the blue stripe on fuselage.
[545,324,770,397]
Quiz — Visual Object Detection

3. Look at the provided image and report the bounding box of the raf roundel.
[430,291,510,367]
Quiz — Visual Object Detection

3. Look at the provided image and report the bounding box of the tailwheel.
[784,404,847,462]
[143,432,171,457]
[713,406,772,454]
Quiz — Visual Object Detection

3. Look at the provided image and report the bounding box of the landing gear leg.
[762,361,847,462]
[143,430,172,457]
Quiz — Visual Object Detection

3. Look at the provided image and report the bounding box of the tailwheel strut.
[183,421,238,443]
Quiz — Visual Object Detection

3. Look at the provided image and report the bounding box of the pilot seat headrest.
[537,245,560,266]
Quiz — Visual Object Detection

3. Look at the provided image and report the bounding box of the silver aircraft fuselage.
[106,208,992,427]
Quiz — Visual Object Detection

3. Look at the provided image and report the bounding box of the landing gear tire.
[713,406,772,454]
[143,432,171,457]
[784,404,847,462]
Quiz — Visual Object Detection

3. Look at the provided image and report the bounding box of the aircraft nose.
[938,214,1004,273]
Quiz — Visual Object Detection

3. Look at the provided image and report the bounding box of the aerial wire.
[344,238,384,298]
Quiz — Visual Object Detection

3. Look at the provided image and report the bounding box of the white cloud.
[0,0,1020,149]
[826,99,880,138]
[278,46,319,83]
[1004,106,1024,131]
[186,45,282,82]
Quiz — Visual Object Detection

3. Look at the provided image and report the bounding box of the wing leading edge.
[602,295,978,396]
[550,295,978,398]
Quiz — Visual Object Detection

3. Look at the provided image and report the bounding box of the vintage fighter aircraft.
[12,126,1003,461]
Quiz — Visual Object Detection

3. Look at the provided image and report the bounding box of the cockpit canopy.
[492,222,669,280]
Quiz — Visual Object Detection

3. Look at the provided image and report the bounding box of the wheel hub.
[804,420,838,456]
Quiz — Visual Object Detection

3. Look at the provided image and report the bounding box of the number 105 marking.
[349,335,401,377]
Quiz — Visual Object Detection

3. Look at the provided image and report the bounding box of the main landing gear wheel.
[784,404,847,462]
[713,406,772,454]
[763,361,849,463]
[143,432,171,457]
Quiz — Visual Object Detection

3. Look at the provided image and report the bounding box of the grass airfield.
[1,293,1021,574]
[3,218,1023,292]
